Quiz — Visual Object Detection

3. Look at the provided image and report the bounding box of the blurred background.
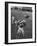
[11,7,32,39]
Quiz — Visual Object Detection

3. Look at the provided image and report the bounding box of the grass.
[11,9,32,39]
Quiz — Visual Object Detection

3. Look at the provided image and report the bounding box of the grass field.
[11,8,32,39]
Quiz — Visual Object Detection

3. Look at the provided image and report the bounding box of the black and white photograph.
[5,2,36,44]
[11,7,32,39]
